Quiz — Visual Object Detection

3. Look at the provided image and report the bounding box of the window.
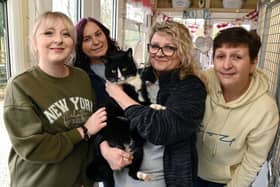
[100,0,114,37]
[0,0,9,100]
[52,0,80,23]
[99,0,123,40]
[0,2,10,187]
[123,3,151,68]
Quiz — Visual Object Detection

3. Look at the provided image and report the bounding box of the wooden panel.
[192,0,199,8]
[156,0,172,8]
[210,0,223,8]
[243,0,258,9]
[205,0,211,8]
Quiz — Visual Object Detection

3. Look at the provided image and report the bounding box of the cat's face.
[103,48,137,82]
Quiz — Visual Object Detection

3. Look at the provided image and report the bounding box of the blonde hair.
[30,11,76,62]
[148,20,204,81]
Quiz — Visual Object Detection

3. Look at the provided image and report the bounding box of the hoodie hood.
[205,68,269,108]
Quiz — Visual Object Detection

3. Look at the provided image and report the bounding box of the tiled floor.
[0,101,10,187]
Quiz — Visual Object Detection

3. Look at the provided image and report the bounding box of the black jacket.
[125,67,207,187]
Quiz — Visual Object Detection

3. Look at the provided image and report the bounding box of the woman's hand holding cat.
[83,107,107,136]
[105,81,139,110]
[100,141,133,170]
[105,80,124,98]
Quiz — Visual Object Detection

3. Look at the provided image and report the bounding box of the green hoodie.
[197,68,279,187]
[4,66,96,187]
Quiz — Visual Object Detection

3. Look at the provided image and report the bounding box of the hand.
[100,141,133,170]
[105,81,139,110]
[105,81,125,100]
[84,107,107,136]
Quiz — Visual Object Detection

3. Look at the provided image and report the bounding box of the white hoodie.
[197,68,279,187]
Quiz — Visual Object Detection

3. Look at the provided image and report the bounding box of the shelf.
[155,0,258,13]
[209,8,255,13]
[157,8,255,13]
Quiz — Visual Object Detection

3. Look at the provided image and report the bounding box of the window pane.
[52,0,79,23]
[100,0,113,32]
[0,1,8,100]
[123,3,148,68]
[126,3,144,23]
[0,1,10,186]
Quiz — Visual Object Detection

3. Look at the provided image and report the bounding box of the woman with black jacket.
[104,20,207,187]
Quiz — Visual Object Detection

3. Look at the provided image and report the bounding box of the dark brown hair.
[213,27,261,62]
[74,17,120,70]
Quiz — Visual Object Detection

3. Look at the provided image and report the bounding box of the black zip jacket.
[124,67,207,187]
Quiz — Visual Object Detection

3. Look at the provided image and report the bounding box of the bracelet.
[81,125,90,141]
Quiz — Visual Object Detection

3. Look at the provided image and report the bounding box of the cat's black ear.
[127,48,133,58]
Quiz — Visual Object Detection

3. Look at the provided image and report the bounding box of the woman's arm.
[105,81,139,109]
[106,75,206,145]
[4,83,106,163]
[226,101,279,187]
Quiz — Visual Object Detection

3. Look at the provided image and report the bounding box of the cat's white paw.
[137,171,152,181]
[122,75,145,102]
[150,104,167,110]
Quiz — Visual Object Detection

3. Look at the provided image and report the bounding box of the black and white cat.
[86,48,150,182]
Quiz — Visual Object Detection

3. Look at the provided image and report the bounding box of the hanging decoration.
[162,14,172,21]
[217,22,229,29]
[204,20,213,36]
[216,9,258,30]
[245,10,258,22]
[195,36,213,54]
[128,0,155,14]
[183,9,211,19]
[187,23,199,33]
[155,13,173,22]
[128,0,153,8]
[142,0,153,8]
[156,13,198,34]
[194,36,214,69]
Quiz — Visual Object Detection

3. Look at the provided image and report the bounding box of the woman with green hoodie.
[3,11,107,187]
[195,27,279,187]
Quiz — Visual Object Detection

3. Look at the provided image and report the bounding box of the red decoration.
[216,10,258,30]
[217,23,229,29]
[129,0,153,8]
[245,9,258,21]
[163,14,172,21]
[187,23,199,33]
[142,0,152,7]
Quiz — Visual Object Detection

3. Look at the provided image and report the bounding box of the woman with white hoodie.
[195,27,279,187]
